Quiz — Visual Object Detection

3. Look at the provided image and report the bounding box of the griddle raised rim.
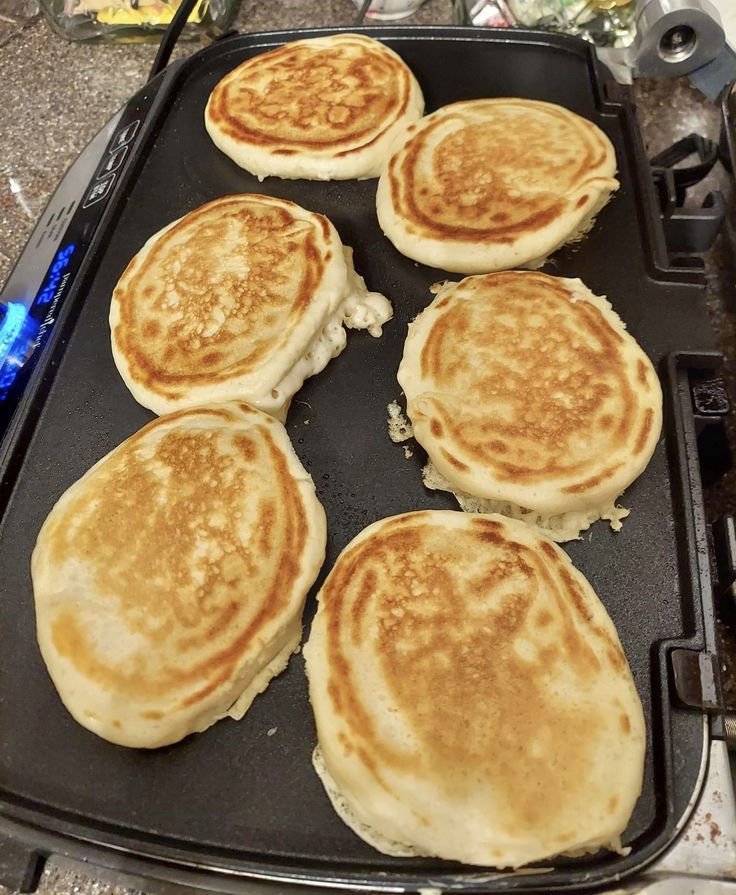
[0,26,715,894]
[0,717,712,895]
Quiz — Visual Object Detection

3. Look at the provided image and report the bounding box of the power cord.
[148,0,203,81]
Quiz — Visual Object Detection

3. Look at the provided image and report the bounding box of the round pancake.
[32,402,326,749]
[376,98,619,272]
[110,194,392,420]
[304,510,645,868]
[205,34,424,180]
[397,272,662,533]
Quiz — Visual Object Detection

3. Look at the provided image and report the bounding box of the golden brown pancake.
[205,34,424,180]
[32,402,326,748]
[304,510,645,867]
[397,272,662,540]
[376,98,619,272]
[110,194,392,420]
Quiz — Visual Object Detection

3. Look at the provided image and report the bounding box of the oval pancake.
[376,98,619,272]
[32,402,326,749]
[110,194,392,420]
[205,34,424,181]
[304,510,645,868]
[397,272,662,540]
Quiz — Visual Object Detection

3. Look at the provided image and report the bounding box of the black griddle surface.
[0,28,716,892]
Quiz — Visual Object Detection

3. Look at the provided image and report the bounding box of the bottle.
[38,0,236,42]
[456,0,637,47]
[508,0,637,46]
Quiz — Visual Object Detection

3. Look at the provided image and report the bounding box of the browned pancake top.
[321,512,631,835]
[112,195,332,402]
[412,273,657,488]
[43,405,310,711]
[207,35,414,155]
[387,99,614,244]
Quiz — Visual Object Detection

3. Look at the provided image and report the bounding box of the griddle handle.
[650,133,725,255]
[671,649,724,713]
[650,133,719,202]
[0,835,45,892]
[667,359,729,722]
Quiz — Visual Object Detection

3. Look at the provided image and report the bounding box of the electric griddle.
[0,25,733,894]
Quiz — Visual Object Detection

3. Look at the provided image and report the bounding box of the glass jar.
[38,0,237,42]
[452,0,638,48]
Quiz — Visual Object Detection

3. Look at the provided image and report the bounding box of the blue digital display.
[36,243,76,306]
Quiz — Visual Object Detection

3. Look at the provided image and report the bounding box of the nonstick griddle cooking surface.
[0,27,719,893]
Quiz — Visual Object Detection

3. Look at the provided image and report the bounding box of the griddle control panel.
[97,144,128,178]
[84,118,141,209]
[0,81,156,443]
[112,119,140,149]
[83,174,116,209]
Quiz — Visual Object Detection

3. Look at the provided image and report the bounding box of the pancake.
[110,194,392,420]
[376,98,619,272]
[32,402,326,749]
[205,34,424,181]
[397,272,662,541]
[304,510,645,868]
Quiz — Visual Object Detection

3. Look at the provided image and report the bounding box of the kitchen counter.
[1,3,735,893]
